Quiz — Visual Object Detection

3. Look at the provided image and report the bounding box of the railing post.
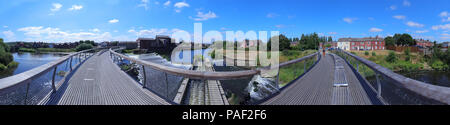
[303,60,306,72]
[164,72,169,99]
[52,66,57,93]
[142,65,147,88]
[376,73,382,98]
[24,82,30,105]
[70,56,73,71]
[357,62,359,72]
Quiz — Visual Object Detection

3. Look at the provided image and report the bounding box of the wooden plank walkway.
[262,54,381,105]
[39,51,170,105]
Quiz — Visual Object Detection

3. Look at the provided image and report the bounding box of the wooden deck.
[262,54,382,105]
[38,51,170,105]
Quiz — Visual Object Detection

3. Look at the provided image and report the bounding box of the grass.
[278,50,317,87]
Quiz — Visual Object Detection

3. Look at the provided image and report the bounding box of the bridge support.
[51,66,58,93]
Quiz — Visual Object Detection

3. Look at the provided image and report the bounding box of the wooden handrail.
[338,49,450,104]
[109,49,318,80]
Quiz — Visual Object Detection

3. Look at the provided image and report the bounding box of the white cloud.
[393,15,406,20]
[51,3,62,12]
[440,11,449,17]
[91,28,100,32]
[275,24,285,28]
[174,2,189,8]
[406,21,424,28]
[138,0,149,10]
[443,17,450,22]
[432,24,450,30]
[129,28,181,37]
[68,5,83,11]
[267,13,279,18]
[189,11,218,21]
[328,32,338,35]
[441,33,450,39]
[164,1,171,6]
[369,27,383,32]
[3,26,7,28]
[109,19,119,24]
[17,26,116,42]
[2,30,15,41]
[390,5,397,10]
[439,11,450,22]
[343,17,357,24]
[415,30,429,33]
[403,0,411,7]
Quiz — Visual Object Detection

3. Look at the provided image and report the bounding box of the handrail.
[109,49,319,80]
[337,49,450,104]
[0,48,99,91]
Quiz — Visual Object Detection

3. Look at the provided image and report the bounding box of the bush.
[364,51,369,56]
[386,51,397,63]
[372,52,376,56]
[7,61,19,68]
[0,51,13,66]
[0,63,6,71]
[76,43,94,51]
[431,60,449,71]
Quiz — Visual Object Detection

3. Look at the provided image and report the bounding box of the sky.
[0,0,449,43]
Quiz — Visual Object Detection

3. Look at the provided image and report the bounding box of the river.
[0,52,66,79]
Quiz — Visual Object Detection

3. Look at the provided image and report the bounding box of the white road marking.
[84,79,94,81]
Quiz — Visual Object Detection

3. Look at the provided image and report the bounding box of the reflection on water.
[0,53,66,79]
[0,52,79,105]
[398,70,450,87]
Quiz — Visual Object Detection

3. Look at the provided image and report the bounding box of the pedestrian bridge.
[0,48,448,105]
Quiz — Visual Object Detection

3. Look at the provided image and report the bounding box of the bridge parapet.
[333,49,450,105]
[0,48,101,105]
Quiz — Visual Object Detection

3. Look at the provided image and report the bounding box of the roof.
[137,38,156,41]
[338,37,384,42]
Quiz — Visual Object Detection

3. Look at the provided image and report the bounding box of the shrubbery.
[385,51,397,63]
[76,43,94,51]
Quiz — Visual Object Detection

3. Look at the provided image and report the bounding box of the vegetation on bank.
[0,38,19,72]
[278,50,317,87]
[75,43,94,51]
[349,48,449,72]
[18,47,76,53]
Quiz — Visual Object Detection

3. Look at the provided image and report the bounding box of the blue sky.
[0,0,449,43]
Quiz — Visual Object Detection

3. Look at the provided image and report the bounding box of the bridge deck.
[262,54,381,105]
[39,51,170,105]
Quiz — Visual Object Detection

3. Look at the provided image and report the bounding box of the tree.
[268,34,290,51]
[384,36,395,46]
[328,36,333,42]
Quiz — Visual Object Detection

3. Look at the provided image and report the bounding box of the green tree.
[384,36,395,46]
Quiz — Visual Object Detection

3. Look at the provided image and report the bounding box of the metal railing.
[0,48,100,105]
[333,49,450,105]
[109,48,320,105]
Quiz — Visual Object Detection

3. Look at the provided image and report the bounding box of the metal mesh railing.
[0,49,98,105]
[333,49,449,105]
